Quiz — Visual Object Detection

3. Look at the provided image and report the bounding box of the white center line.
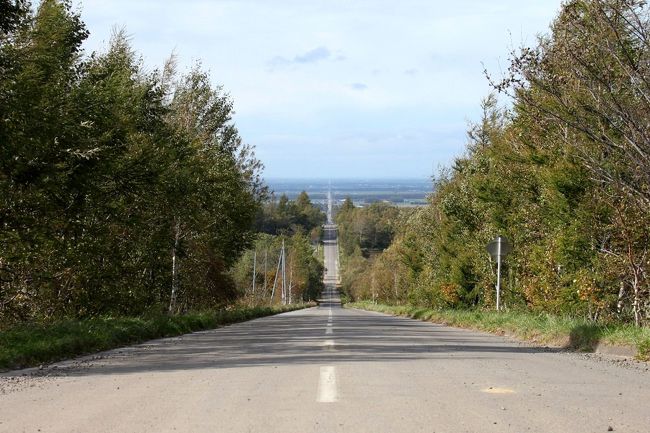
[317,366,338,403]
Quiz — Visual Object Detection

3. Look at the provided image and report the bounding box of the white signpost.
[486,236,512,311]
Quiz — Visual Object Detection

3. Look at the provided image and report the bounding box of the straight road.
[1,225,649,432]
[323,223,339,288]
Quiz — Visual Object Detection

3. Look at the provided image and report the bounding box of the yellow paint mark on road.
[482,387,516,394]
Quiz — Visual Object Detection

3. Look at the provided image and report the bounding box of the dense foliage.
[340,0,650,326]
[233,193,325,303]
[336,199,400,256]
[256,191,325,241]
[0,1,264,325]
[335,200,405,302]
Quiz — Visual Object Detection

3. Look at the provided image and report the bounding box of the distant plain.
[266,178,433,206]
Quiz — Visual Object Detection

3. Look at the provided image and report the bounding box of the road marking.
[317,366,338,403]
[482,387,516,394]
[325,327,333,334]
[322,340,335,349]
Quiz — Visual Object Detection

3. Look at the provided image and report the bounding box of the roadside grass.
[0,303,314,371]
[347,301,650,361]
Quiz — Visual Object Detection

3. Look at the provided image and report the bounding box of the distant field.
[267,178,432,206]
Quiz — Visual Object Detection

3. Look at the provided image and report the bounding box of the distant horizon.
[265,177,433,205]
[265,176,433,181]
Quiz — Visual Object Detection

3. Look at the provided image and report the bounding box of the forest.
[339,0,650,327]
[0,0,325,329]
[4,0,650,333]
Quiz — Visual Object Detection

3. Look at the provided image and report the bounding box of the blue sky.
[73,0,563,179]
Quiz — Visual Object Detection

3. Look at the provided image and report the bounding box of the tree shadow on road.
[4,306,562,378]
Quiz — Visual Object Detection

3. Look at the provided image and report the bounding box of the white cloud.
[268,46,334,70]
[72,0,563,178]
[294,46,331,63]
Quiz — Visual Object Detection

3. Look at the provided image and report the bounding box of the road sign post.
[486,236,512,311]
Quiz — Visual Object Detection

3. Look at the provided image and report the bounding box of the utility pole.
[270,245,282,304]
[281,240,287,305]
[252,249,257,295]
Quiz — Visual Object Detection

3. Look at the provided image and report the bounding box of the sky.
[72,0,563,179]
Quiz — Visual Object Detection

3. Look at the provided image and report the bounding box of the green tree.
[0,1,265,325]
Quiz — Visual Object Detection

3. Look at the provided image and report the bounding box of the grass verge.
[0,303,314,371]
[348,301,650,361]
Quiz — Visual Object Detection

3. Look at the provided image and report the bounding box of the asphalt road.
[323,223,339,287]
[1,226,649,432]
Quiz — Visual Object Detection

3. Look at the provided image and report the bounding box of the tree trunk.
[169,218,181,314]
[288,265,293,305]
[632,271,641,327]
[617,281,625,315]
[264,248,268,294]
[394,272,398,302]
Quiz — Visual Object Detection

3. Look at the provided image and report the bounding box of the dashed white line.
[317,366,338,403]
